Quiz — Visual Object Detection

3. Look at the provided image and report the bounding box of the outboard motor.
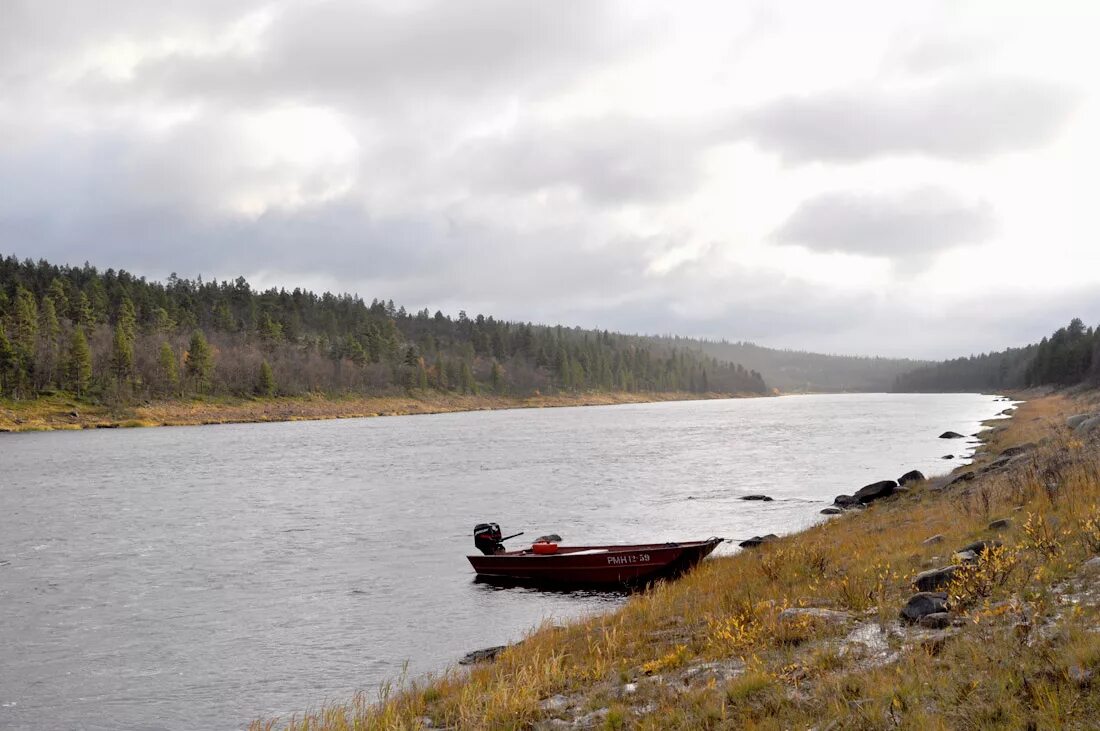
[474,522,504,555]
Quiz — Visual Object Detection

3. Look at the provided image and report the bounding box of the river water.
[0,393,1009,730]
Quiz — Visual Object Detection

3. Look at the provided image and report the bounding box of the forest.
[893,318,1100,392]
[0,255,768,403]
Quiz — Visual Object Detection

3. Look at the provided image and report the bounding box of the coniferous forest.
[892,318,1100,392]
[0,255,769,403]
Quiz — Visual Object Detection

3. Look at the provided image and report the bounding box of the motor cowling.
[474,522,504,555]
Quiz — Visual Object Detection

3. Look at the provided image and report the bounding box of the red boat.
[467,525,723,588]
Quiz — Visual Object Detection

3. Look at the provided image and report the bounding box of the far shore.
[0,390,767,433]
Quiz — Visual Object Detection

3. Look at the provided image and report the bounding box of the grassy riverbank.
[0,390,756,432]
[253,390,1100,730]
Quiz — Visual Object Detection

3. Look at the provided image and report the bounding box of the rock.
[1081,556,1100,575]
[949,471,975,487]
[1000,408,1015,416]
[913,566,959,592]
[535,534,563,543]
[898,470,925,486]
[740,494,774,501]
[953,550,978,564]
[987,518,1012,531]
[622,682,637,695]
[900,592,948,623]
[834,494,859,507]
[68,409,80,418]
[1077,416,1100,434]
[539,694,570,712]
[918,612,951,629]
[779,607,851,623]
[853,480,897,504]
[739,534,778,548]
[820,507,843,515]
[998,443,1035,459]
[1067,414,1093,429]
[922,534,945,545]
[957,539,1002,556]
[942,454,954,460]
[939,431,965,439]
[459,645,507,665]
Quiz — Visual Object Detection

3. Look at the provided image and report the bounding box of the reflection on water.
[0,393,1008,730]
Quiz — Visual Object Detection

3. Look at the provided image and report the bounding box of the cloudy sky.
[1,0,1097,358]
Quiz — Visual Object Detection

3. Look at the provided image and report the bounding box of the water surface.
[0,393,1009,730]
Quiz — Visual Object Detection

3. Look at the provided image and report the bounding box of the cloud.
[739,76,1075,164]
[122,1,641,112]
[772,187,995,263]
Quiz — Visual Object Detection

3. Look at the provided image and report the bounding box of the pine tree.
[490,360,504,393]
[158,342,179,395]
[257,360,276,397]
[185,329,214,394]
[67,327,93,397]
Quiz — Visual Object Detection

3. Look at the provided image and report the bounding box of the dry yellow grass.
[0,390,750,432]
[252,391,1100,730]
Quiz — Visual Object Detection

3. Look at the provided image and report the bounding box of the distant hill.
[651,336,931,392]
[892,318,1099,392]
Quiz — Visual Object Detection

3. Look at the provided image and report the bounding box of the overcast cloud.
[1,0,1098,358]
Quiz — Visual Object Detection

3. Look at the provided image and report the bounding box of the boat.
[467,525,723,588]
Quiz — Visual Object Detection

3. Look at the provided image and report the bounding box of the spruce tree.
[490,361,504,393]
[158,342,179,395]
[185,329,214,394]
[67,327,93,397]
[460,360,477,395]
[110,323,134,385]
[257,360,276,397]
[0,328,15,397]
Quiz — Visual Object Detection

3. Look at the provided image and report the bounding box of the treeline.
[0,255,768,402]
[893,318,1100,392]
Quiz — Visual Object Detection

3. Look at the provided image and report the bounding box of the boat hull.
[467,538,723,588]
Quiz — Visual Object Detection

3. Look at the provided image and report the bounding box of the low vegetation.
[0,389,727,432]
[253,391,1100,729]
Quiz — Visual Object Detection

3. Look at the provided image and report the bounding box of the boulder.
[913,566,960,592]
[922,534,945,546]
[918,612,952,630]
[740,494,774,501]
[957,539,1002,556]
[987,518,1012,531]
[459,645,508,665]
[898,470,926,486]
[900,592,949,623]
[1077,416,1100,434]
[820,507,843,515]
[739,534,778,548]
[953,550,978,564]
[942,454,955,460]
[939,431,965,439]
[834,494,859,508]
[853,480,897,504]
[1067,414,1093,429]
[1000,408,1015,416]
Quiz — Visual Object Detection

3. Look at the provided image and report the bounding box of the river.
[0,392,1010,730]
